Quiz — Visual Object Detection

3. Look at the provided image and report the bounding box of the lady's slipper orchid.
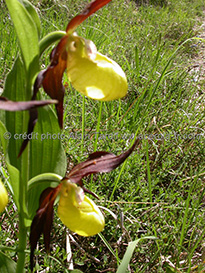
[58,179,105,236]
[0,179,8,213]
[20,0,128,156]
[29,139,139,271]
[66,33,127,101]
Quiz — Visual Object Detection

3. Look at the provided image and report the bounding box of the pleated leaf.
[5,0,39,85]
[0,57,66,219]
[0,252,16,273]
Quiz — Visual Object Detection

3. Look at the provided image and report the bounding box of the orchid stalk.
[29,139,139,270]
[1,1,132,272]
[19,0,128,156]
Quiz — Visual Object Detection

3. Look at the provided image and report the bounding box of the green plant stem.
[90,101,103,188]
[39,30,66,56]
[116,99,121,123]
[81,95,85,154]
[94,101,103,152]
[16,191,28,273]
[16,95,30,272]
[146,141,152,203]
[16,223,27,273]
[16,154,29,272]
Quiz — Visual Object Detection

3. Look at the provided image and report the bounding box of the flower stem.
[39,31,66,56]
[81,95,85,154]
[93,101,103,152]
[90,101,103,188]
[16,96,30,272]
[16,222,27,273]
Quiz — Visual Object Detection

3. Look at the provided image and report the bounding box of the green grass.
[0,0,205,272]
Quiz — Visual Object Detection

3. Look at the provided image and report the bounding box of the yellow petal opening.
[66,34,128,101]
[0,179,8,213]
[58,180,105,236]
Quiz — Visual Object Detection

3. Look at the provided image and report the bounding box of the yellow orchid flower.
[31,0,126,129]
[29,138,139,270]
[20,0,127,156]
[0,179,8,213]
[66,33,128,101]
[58,179,105,236]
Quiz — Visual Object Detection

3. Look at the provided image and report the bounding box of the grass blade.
[116,236,157,273]
[98,233,119,262]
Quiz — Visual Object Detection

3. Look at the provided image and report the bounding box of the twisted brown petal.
[30,185,61,271]
[0,96,58,158]
[68,139,140,184]
[0,96,57,111]
[66,0,112,33]
[41,35,68,129]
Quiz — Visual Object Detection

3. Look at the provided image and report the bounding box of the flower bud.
[58,180,105,236]
[66,34,128,101]
[0,179,8,213]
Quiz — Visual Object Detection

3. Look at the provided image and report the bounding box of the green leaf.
[27,105,67,219]
[18,0,41,37]
[0,121,8,155]
[3,57,28,170]
[116,236,157,273]
[1,57,67,219]
[5,0,39,86]
[0,114,20,209]
[0,252,16,273]
[29,105,67,179]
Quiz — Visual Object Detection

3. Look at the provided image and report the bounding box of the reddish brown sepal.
[18,108,38,158]
[68,139,140,184]
[41,35,68,129]
[0,96,57,111]
[66,0,112,33]
[29,185,61,272]
[0,95,58,158]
